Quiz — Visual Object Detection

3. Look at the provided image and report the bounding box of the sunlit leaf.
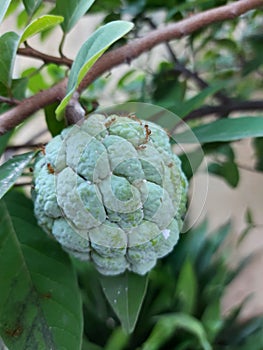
[20,15,64,44]
[56,21,134,120]
[0,152,35,199]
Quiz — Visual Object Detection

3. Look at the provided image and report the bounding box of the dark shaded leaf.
[0,191,83,350]
[253,137,263,171]
[179,147,204,180]
[0,132,12,157]
[208,161,239,187]
[45,102,66,137]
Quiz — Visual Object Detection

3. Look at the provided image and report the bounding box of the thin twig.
[184,99,263,121]
[17,47,73,67]
[145,17,230,105]
[0,0,262,135]
[0,96,21,105]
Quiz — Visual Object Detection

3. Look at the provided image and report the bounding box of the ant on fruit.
[47,163,55,174]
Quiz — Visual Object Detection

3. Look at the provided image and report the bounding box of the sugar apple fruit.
[33,113,188,275]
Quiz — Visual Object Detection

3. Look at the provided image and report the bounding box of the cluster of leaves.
[0,0,263,349]
[1,190,262,350]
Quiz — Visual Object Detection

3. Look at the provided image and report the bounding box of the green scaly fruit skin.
[33,114,188,275]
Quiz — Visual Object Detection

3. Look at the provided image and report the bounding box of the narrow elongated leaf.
[202,300,222,342]
[20,15,64,44]
[22,0,42,16]
[56,21,134,120]
[0,0,12,24]
[104,327,129,350]
[0,32,20,88]
[253,137,263,171]
[175,259,197,314]
[0,152,35,199]
[0,191,83,350]
[55,0,95,33]
[100,271,148,334]
[175,117,263,144]
[173,83,225,118]
[141,313,212,350]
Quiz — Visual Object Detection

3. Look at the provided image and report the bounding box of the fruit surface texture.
[33,114,188,275]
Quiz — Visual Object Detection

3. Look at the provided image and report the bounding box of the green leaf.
[0,131,12,157]
[82,339,103,350]
[100,271,148,334]
[20,15,64,44]
[253,137,263,171]
[0,191,83,350]
[0,32,20,88]
[179,147,204,180]
[201,300,223,342]
[22,0,42,16]
[175,117,263,144]
[175,259,197,314]
[0,0,12,24]
[104,327,129,350]
[45,102,67,137]
[172,83,225,118]
[208,161,239,187]
[141,313,212,350]
[55,0,95,33]
[0,152,35,200]
[56,20,134,120]
[196,221,231,275]
[21,67,49,93]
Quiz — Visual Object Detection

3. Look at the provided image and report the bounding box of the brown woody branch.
[0,0,262,135]
[184,99,263,121]
[17,47,73,67]
[0,96,21,105]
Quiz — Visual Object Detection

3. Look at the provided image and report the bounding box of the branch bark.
[184,99,263,121]
[0,0,262,135]
[17,47,73,67]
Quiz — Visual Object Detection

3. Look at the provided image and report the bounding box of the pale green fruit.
[33,114,188,275]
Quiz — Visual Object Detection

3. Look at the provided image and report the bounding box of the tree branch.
[184,99,263,121]
[0,0,262,135]
[145,17,231,105]
[0,96,21,105]
[17,47,73,67]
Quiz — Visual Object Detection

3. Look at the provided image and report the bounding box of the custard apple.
[33,113,188,275]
